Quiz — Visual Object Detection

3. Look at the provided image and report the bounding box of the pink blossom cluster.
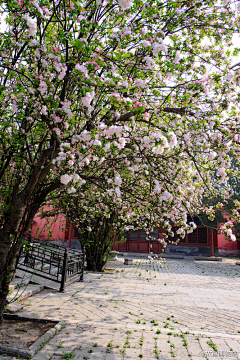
[2,0,240,247]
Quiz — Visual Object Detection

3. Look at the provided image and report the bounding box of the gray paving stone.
[224,338,240,352]
[6,302,23,313]
[2,258,240,360]
[185,337,203,356]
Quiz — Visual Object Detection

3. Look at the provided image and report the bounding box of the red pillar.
[209,229,214,256]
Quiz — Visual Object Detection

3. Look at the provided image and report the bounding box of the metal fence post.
[60,248,68,292]
[80,245,85,282]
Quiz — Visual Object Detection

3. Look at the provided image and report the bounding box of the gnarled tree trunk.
[79,214,120,272]
[0,226,28,323]
[0,176,61,324]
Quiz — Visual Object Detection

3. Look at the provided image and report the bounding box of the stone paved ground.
[1,257,240,360]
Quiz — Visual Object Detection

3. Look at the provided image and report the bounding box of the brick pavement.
[1,258,240,360]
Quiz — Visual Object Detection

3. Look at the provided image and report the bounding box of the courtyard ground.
[1,257,240,360]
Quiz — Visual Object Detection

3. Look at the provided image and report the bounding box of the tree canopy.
[1,0,240,233]
[1,0,240,321]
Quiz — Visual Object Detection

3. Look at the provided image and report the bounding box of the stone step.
[9,266,58,292]
[6,302,24,313]
[159,254,184,259]
[195,256,222,261]
[124,258,134,265]
[18,260,59,274]
[116,252,185,259]
[7,284,44,302]
[15,269,60,290]
[9,275,32,291]
[116,252,150,259]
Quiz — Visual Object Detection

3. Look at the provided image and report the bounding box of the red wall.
[31,210,239,251]
[114,228,239,253]
[217,233,240,250]
[32,206,67,241]
[215,213,240,250]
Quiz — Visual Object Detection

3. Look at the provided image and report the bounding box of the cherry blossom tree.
[45,173,199,271]
[44,187,140,271]
[0,0,240,323]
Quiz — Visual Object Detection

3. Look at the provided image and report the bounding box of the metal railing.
[17,238,85,292]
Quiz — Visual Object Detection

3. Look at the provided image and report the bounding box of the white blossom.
[26,17,37,36]
[81,92,94,109]
[115,173,122,186]
[118,0,133,9]
[41,105,47,115]
[60,174,72,185]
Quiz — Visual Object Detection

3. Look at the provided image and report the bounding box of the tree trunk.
[86,251,105,271]
[0,228,26,324]
[85,247,107,272]
[0,180,62,324]
[81,215,120,272]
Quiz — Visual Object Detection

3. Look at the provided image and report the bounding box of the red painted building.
[113,226,219,257]
[31,208,82,249]
[31,209,240,257]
